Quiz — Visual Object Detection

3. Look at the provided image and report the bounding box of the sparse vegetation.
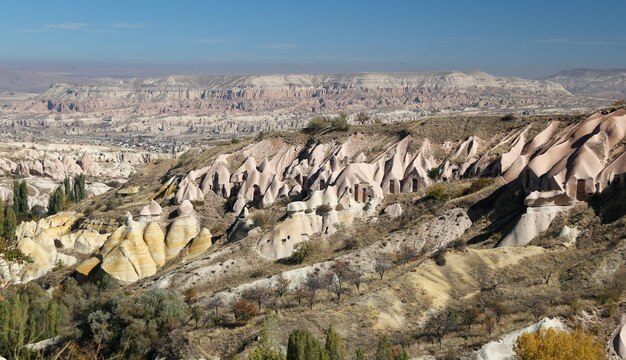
[427,167,440,180]
[305,113,350,134]
[514,328,604,360]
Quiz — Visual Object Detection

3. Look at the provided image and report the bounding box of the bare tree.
[399,243,419,265]
[459,306,480,332]
[273,274,291,299]
[294,285,306,306]
[207,295,223,318]
[375,256,392,280]
[483,309,496,336]
[330,260,351,281]
[346,268,363,291]
[424,308,458,348]
[304,272,323,309]
[325,272,348,302]
[521,296,547,320]
[242,284,274,311]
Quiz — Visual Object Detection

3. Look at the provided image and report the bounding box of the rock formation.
[0,212,106,284]
[77,200,207,282]
[12,71,593,117]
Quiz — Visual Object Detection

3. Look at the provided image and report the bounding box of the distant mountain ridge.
[544,68,626,100]
[9,70,599,116]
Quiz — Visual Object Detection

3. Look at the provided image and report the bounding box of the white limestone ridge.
[11,71,589,116]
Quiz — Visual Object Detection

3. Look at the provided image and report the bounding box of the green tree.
[74,174,87,202]
[324,326,345,360]
[375,335,393,360]
[4,206,17,242]
[250,316,285,360]
[0,283,65,358]
[287,329,327,360]
[64,176,75,203]
[354,348,366,360]
[12,179,29,214]
[0,198,5,241]
[48,186,66,215]
[395,349,409,360]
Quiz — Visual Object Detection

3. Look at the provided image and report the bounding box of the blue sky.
[1,0,625,77]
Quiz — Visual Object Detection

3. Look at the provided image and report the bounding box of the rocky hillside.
[545,68,626,100]
[10,71,599,116]
[1,107,626,359]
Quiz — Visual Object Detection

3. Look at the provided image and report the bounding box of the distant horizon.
[2,60,626,80]
[1,0,625,80]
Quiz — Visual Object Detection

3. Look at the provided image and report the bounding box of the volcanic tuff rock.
[76,201,205,282]
[0,141,173,211]
[11,71,594,117]
[0,212,106,285]
[168,109,626,259]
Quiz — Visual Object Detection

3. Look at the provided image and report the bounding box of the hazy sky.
[1,0,625,77]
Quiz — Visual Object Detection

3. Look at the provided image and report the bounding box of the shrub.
[501,113,516,121]
[427,167,441,180]
[316,204,333,216]
[433,250,446,266]
[305,117,330,133]
[2,248,33,264]
[288,241,315,265]
[329,115,349,131]
[233,299,258,322]
[375,335,393,360]
[463,178,495,195]
[343,237,362,250]
[447,239,467,251]
[514,328,604,360]
[251,211,272,229]
[428,184,452,202]
[231,137,241,144]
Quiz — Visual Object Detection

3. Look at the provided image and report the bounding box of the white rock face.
[476,318,566,360]
[383,203,404,218]
[139,200,163,217]
[499,206,568,247]
[558,225,580,245]
[13,71,581,118]
[0,141,172,211]
[615,318,626,359]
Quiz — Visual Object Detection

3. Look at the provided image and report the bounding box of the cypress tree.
[354,349,365,360]
[19,180,29,213]
[250,316,285,360]
[74,174,86,202]
[0,198,5,239]
[4,207,16,242]
[375,336,393,360]
[287,329,327,360]
[324,326,345,360]
[46,301,61,338]
[64,176,74,204]
[11,180,29,214]
[48,187,66,216]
